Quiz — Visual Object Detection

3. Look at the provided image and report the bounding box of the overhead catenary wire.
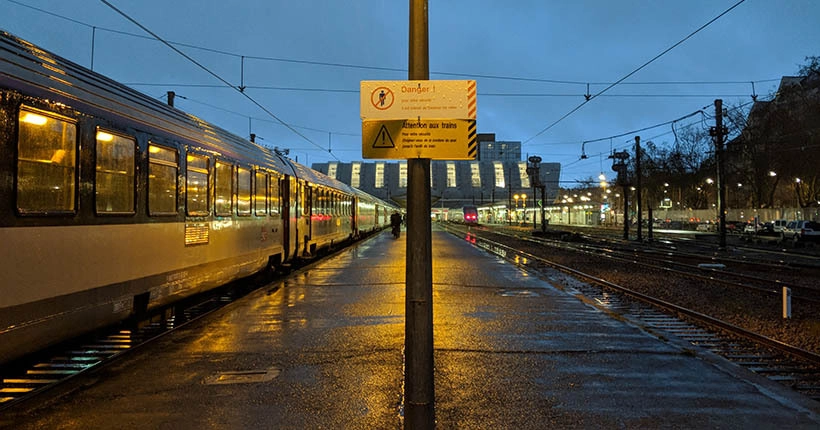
[178,95,361,137]
[99,0,337,159]
[14,0,783,183]
[123,81,762,99]
[524,0,748,145]
[556,96,765,178]
[7,0,773,90]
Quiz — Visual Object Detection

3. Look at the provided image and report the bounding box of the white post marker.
[783,286,791,319]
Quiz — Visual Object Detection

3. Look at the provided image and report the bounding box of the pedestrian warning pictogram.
[372,124,395,148]
[370,87,394,111]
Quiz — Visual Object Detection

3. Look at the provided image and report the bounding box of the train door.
[280,175,295,261]
[300,182,312,256]
[292,177,302,259]
[306,184,314,239]
[351,196,359,237]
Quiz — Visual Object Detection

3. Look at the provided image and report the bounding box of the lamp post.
[526,155,544,231]
[507,166,513,225]
[514,194,520,223]
[521,194,527,225]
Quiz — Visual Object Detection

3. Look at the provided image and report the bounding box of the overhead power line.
[524,0,748,144]
[99,0,336,160]
[8,0,773,89]
[179,95,361,136]
[581,109,708,146]
[122,82,758,99]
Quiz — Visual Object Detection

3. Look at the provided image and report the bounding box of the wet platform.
[4,224,820,429]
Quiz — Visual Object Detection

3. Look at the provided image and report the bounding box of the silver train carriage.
[0,30,397,365]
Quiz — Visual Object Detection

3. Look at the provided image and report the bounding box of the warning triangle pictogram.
[372,124,395,148]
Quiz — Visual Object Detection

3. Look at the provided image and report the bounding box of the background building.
[477,133,521,162]
[312,135,560,224]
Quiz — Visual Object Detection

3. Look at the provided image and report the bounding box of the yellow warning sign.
[362,119,477,160]
[360,80,476,120]
[372,124,395,148]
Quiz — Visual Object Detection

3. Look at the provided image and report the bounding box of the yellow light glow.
[149,145,161,154]
[96,131,114,142]
[21,112,48,125]
[50,149,66,164]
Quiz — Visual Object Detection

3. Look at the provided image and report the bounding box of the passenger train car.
[0,31,397,365]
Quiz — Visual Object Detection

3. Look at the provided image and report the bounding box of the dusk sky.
[3,0,819,185]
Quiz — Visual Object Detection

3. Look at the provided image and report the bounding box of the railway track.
[489,225,820,299]
[443,223,820,401]
[554,224,820,267]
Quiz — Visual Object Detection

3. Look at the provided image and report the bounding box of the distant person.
[390,211,402,238]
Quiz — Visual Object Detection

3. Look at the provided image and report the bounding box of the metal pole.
[623,185,629,240]
[406,1,434,428]
[508,167,512,226]
[532,184,537,230]
[635,136,642,242]
[540,186,547,232]
[714,99,727,249]
[90,26,96,71]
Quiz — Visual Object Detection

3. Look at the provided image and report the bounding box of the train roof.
[0,29,328,181]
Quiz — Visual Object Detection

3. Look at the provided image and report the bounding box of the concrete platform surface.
[3,224,820,429]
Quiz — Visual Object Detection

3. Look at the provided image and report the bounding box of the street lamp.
[521,194,527,224]
[513,194,520,223]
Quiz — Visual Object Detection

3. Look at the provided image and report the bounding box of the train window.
[95,128,135,215]
[269,173,281,218]
[148,144,178,215]
[290,177,299,216]
[312,187,319,216]
[254,171,267,216]
[237,167,251,216]
[16,106,77,214]
[301,183,309,216]
[185,153,209,216]
[215,161,233,216]
[312,187,318,215]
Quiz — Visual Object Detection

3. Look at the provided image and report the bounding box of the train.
[0,30,398,365]
[448,205,479,225]
[462,205,479,225]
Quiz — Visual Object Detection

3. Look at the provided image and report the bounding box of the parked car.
[696,222,716,232]
[724,220,745,233]
[781,220,820,244]
[770,219,789,233]
[743,222,765,235]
